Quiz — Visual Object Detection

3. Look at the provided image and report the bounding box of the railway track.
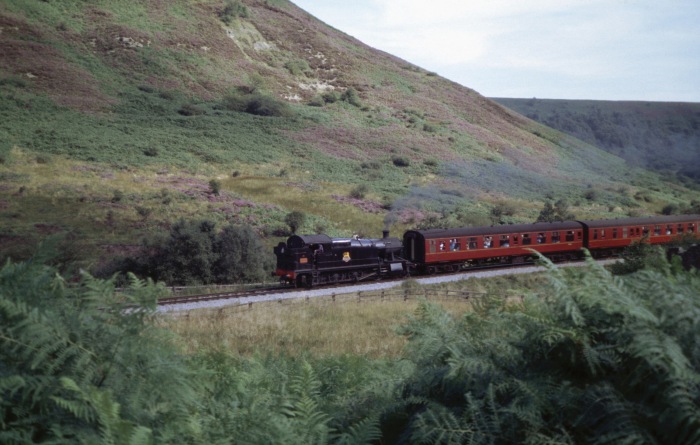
[156,286,292,306]
[155,258,608,308]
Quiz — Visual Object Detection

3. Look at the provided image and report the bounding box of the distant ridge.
[492,98,700,183]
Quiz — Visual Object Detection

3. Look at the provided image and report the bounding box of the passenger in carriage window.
[537,233,545,244]
[439,241,445,251]
[484,236,493,248]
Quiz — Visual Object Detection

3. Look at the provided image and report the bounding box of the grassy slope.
[0,0,694,272]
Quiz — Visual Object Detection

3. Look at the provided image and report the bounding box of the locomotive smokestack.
[382,229,390,239]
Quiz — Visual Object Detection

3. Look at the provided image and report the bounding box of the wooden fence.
[177,288,513,318]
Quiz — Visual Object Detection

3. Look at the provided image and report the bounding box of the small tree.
[537,199,575,222]
[214,224,272,283]
[209,179,221,196]
[284,211,306,234]
[536,201,556,223]
[554,198,575,220]
[149,219,218,285]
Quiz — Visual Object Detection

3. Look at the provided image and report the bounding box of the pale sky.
[291,0,700,102]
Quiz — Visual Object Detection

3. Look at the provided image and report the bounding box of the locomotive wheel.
[296,274,313,289]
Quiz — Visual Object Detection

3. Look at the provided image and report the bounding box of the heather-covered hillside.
[0,0,696,273]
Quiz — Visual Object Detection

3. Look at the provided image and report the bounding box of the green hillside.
[0,0,695,276]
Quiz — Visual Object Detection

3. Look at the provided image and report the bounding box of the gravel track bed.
[157,259,617,314]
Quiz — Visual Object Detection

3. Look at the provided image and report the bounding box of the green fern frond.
[333,415,382,445]
[411,403,473,445]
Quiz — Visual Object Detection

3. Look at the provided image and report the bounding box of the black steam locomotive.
[273,230,406,287]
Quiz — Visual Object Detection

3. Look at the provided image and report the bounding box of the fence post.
[404,289,408,301]
[332,293,336,303]
[248,302,253,310]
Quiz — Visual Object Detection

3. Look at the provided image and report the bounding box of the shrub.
[322,91,340,104]
[661,203,680,215]
[209,179,221,196]
[349,184,368,199]
[284,59,311,76]
[219,0,249,23]
[245,93,290,117]
[340,87,362,107]
[284,211,306,234]
[111,190,124,203]
[222,91,290,117]
[490,201,517,224]
[392,156,410,167]
[422,123,436,133]
[584,190,598,201]
[308,95,325,107]
[178,103,206,116]
[135,206,152,221]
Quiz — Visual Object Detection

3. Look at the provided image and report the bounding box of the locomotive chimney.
[382,229,390,239]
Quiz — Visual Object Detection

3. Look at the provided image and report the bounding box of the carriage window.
[552,232,560,243]
[623,227,628,238]
[468,237,478,249]
[536,233,546,244]
[593,229,598,240]
[483,236,494,248]
[438,240,447,251]
[691,224,696,233]
[678,224,685,234]
[430,240,436,253]
[522,234,532,245]
[666,225,673,235]
[612,228,618,239]
[513,235,519,245]
[600,229,606,239]
[654,225,661,236]
[500,235,511,247]
[450,238,461,251]
[642,227,649,236]
[566,231,575,242]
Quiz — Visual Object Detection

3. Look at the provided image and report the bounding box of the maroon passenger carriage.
[579,214,700,257]
[403,221,584,274]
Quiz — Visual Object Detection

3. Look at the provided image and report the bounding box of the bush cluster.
[219,0,249,23]
[122,219,273,285]
[222,91,291,117]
